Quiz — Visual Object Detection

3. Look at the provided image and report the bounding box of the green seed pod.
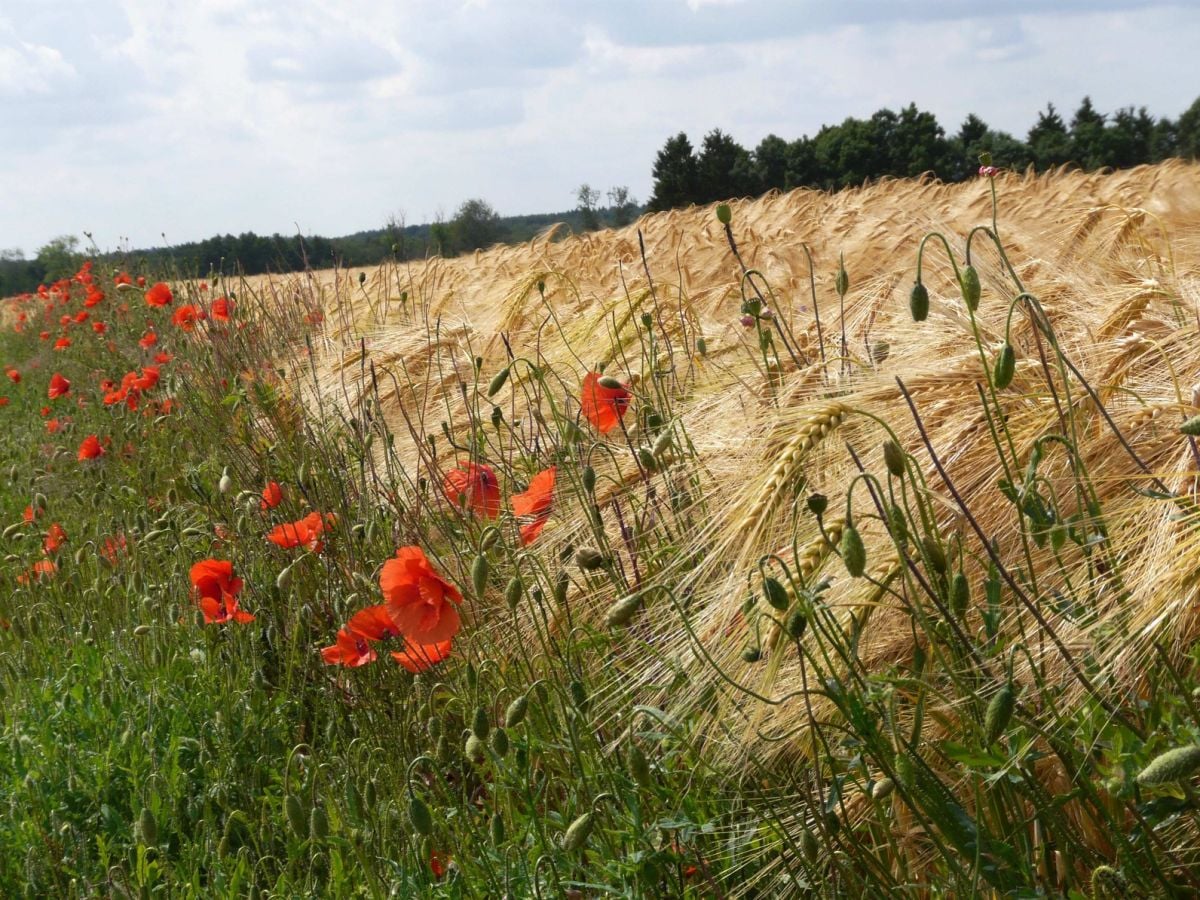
[427,715,442,738]
[504,576,523,609]
[464,733,487,764]
[840,524,866,578]
[835,258,849,296]
[629,743,651,787]
[993,343,1016,389]
[218,471,233,494]
[984,683,1016,746]
[894,755,915,789]
[606,593,644,627]
[486,366,511,397]
[910,282,929,322]
[569,680,589,712]
[597,375,624,391]
[582,466,597,493]
[762,576,790,611]
[138,807,158,845]
[490,812,505,845]
[436,735,450,761]
[504,694,529,728]
[309,806,329,841]
[471,554,489,598]
[344,780,363,822]
[133,624,152,636]
[34,492,47,511]
[1136,745,1200,786]
[785,609,807,639]
[961,265,981,312]
[472,706,490,741]
[409,795,433,835]
[553,570,570,604]
[562,812,594,852]
[575,548,606,571]
[882,439,905,477]
[800,828,818,862]
[715,203,732,225]
[637,447,658,472]
[806,493,828,517]
[742,647,762,663]
[275,564,293,592]
[364,780,377,808]
[489,727,509,758]
[887,504,908,543]
[696,337,708,356]
[921,536,947,574]
[871,777,895,801]
[652,430,674,457]
[285,794,307,838]
[1089,866,1128,899]
[1180,416,1200,436]
[950,572,970,619]
[1050,524,1067,552]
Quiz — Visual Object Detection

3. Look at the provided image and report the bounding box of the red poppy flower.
[429,851,450,879]
[511,466,556,545]
[581,372,631,434]
[145,282,173,307]
[101,534,128,565]
[391,638,453,673]
[54,337,71,350]
[442,462,501,518]
[189,558,253,624]
[133,366,159,391]
[23,505,37,523]
[267,511,336,553]
[321,628,377,667]
[84,289,104,308]
[46,418,63,434]
[210,296,232,322]
[261,481,283,510]
[139,330,158,349]
[379,546,462,644]
[5,368,20,383]
[43,522,67,555]
[172,304,205,331]
[17,559,56,584]
[0,397,7,406]
[73,311,89,324]
[114,271,132,286]
[78,434,105,460]
[136,276,146,287]
[48,373,70,399]
[92,321,107,334]
[198,280,208,292]
[153,352,173,364]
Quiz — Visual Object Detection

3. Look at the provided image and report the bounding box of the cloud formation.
[0,0,1195,253]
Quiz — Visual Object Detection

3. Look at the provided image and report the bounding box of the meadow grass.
[3,162,1200,897]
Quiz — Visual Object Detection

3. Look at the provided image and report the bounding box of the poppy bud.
[606,593,644,627]
[487,366,511,397]
[801,828,818,861]
[835,258,849,296]
[785,608,807,639]
[504,576,523,609]
[489,727,509,757]
[1090,867,1128,898]
[637,448,657,472]
[491,811,506,845]
[1180,416,1200,436]
[1137,745,1200,786]
[554,570,570,604]
[840,524,866,577]
[133,624,151,636]
[715,203,732,225]
[472,706,490,741]
[276,565,293,592]
[409,795,434,835]
[464,733,487,764]
[629,742,652,787]
[575,548,606,571]
[762,576,790,611]
[961,265,981,312]
[994,343,1016,389]
[950,572,970,619]
[505,694,529,728]
[309,806,329,840]
[597,374,624,390]
[34,493,47,511]
[921,536,947,574]
[285,794,307,838]
[364,780,377,808]
[471,555,489,598]
[742,646,761,663]
[219,469,232,495]
[569,680,589,712]
[582,466,596,493]
[652,430,674,457]
[358,271,366,286]
[696,337,708,356]
[871,777,895,801]
[909,282,929,322]
[138,807,158,845]
[984,682,1016,746]
[563,812,594,852]
[806,493,828,517]
[883,440,905,477]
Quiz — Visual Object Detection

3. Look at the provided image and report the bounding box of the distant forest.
[3,95,1198,297]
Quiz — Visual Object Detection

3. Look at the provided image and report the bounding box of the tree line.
[647,95,1200,210]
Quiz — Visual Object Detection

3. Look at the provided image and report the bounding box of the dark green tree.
[752,134,790,193]
[890,103,953,178]
[1027,104,1072,170]
[695,129,754,203]
[450,199,502,253]
[1105,106,1155,169]
[36,235,82,281]
[647,133,700,211]
[575,184,601,231]
[1176,95,1200,159]
[1069,96,1108,170]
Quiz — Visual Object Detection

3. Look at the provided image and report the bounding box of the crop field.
[3,160,1200,897]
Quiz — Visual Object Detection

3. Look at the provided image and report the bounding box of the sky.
[1,0,1197,254]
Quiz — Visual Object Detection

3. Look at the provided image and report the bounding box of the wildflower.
[43,523,67,555]
[153,352,173,364]
[580,371,631,434]
[0,397,7,407]
[379,546,462,644]
[133,366,160,391]
[321,628,377,667]
[5,367,20,383]
[139,330,157,349]
[101,534,128,565]
[23,505,37,524]
[172,304,205,331]
[392,638,453,673]
[443,462,501,518]
[261,481,284,510]
[429,850,450,879]
[145,282,173,307]
[47,373,70,400]
[114,271,132,286]
[92,321,107,334]
[38,331,49,341]
[511,466,556,545]
[136,276,146,287]
[267,511,336,553]
[53,337,71,350]
[17,560,56,584]
[78,434,105,460]
[347,603,402,641]
[190,559,253,624]
[211,296,232,322]
[46,418,63,434]
[979,165,999,177]
[73,311,89,324]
